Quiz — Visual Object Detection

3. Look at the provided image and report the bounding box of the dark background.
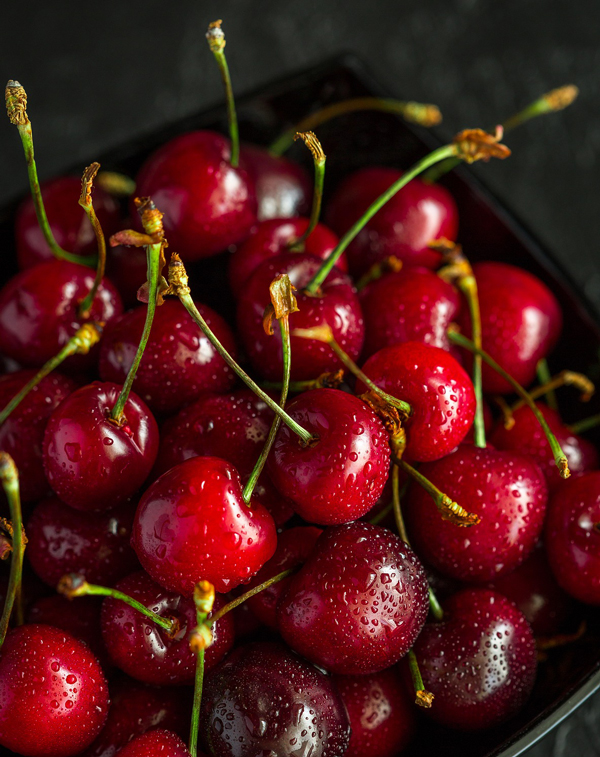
[1,1,599,755]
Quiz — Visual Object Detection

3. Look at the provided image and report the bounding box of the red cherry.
[0,624,109,757]
[133,131,257,260]
[106,242,148,309]
[43,382,159,511]
[114,730,192,757]
[412,589,537,730]
[404,445,548,582]
[278,522,429,674]
[132,456,277,596]
[326,166,458,278]
[358,342,476,462]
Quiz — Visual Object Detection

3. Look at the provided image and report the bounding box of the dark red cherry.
[43,382,159,511]
[0,370,76,501]
[0,260,123,370]
[358,342,476,462]
[359,266,461,359]
[106,242,148,309]
[133,456,277,596]
[0,624,109,756]
[404,445,548,582]
[333,669,415,757]
[267,388,390,524]
[237,252,364,381]
[16,175,121,270]
[200,641,350,757]
[27,497,139,588]
[545,471,600,604]
[133,131,257,260]
[228,217,341,297]
[278,522,429,674]
[326,166,458,278]
[412,589,537,730]
[114,730,192,757]
[99,299,236,415]
[459,262,562,393]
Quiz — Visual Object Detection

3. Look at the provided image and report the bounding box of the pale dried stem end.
[292,324,334,343]
[558,457,571,479]
[314,369,345,389]
[79,163,101,208]
[96,171,136,197]
[0,534,11,560]
[194,580,216,616]
[206,19,226,52]
[359,391,407,457]
[135,197,164,240]
[452,126,511,163]
[561,371,594,402]
[494,396,516,430]
[294,131,326,164]
[402,101,442,127]
[5,80,28,126]
[189,624,213,653]
[109,229,155,248]
[70,323,103,355]
[537,620,586,653]
[415,690,435,708]
[57,573,89,599]
[0,518,13,538]
[167,252,191,297]
[544,85,579,111]
[440,495,481,527]
[263,275,299,334]
[0,453,18,484]
[355,255,403,291]
[431,238,474,285]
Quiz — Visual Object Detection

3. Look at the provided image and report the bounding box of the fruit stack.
[0,19,598,757]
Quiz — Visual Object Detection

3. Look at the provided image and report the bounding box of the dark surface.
[0,2,600,756]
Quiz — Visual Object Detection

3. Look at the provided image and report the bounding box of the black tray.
[0,55,599,757]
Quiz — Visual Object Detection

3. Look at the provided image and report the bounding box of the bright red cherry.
[0,624,109,757]
[278,522,429,674]
[404,445,548,582]
[326,166,458,278]
[115,730,192,757]
[412,589,537,730]
[132,456,277,596]
[43,382,159,511]
[133,131,257,260]
[358,342,476,462]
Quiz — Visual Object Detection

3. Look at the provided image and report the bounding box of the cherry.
[132,456,277,596]
[358,342,476,462]
[237,252,364,381]
[0,624,109,756]
[325,166,458,278]
[412,589,537,730]
[545,471,600,604]
[0,370,77,501]
[333,669,415,757]
[459,262,562,394]
[267,388,390,524]
[101,570,235,685]
[133,131,257,260]
[404,445,548,582]
[199,641,350,757]
[43,381,159,511]
[105,242,148,309]
[0,260,123,370]
[99,299,236,415]
[278,521,429,674]
[114,730,192,757]
[26,497,139,588]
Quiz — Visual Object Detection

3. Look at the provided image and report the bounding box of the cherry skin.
[358,342,476,462]
[404,445,548,582]
[326,166,458,278]
[133,131,257,260]
[0,370,77,501]
[333,669,415,757]
[545,471,600,604]
[0,624,109,757]
[228,217,341,298]
[114,730,193,757]
[101,570,235,686]
[43,382,159,511]
[132,456,277,596]
[459,262,562,394]
[237,252,364,381]
[200,641,350,757]
[278,521,429,675]
[99,299,236,415]
[267,388,390,525]
[412,589,537,730]
[16,175,121,270]
[106,242,149,309]
[26,497,139,588]
[0,260,123,370]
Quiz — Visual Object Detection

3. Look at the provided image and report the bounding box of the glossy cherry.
[278,521,429,674]
[114,730,192,757]
[0,624,109,757]
[200,641,350,757]
[413,589,537,730]
[132,456,277,596]
[106,242,149,309]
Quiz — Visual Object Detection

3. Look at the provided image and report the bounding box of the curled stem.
[407,649,434,708]
[289,132,325,251]
[206,20,239,167]
[512,369,594,411]
[0,454,25,647]
[78,163,107,318]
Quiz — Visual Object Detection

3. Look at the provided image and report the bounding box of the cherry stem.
[368,501,393,525]
[511,369,594,412]
[355,256,403,292]
[448,329,571,478]
[207,568,296,627]
[0,455,25,647]
[96,170,136,197]
[288,132,325,251]
[568,413,600,435]
[189,582,214,757]
[261,369,345,393]
[268,97,442,156]
[407,649,434,708]
[189,639,204,757]
[206,21,239,167]
[77,164,107,318]
[4,81,95,267]
[536,359,558,410]
[0,323,102,427]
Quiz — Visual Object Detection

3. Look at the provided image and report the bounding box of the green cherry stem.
[569,413,600,435]
[512,369,594,412]
[4,81,95,267]
[289,132,326,251]
[0,454,25,647]
[207,569,296,628]
[78,163,108,318]
[206,20,240,168]
[536,358,558,410]
[188,582,215,757]
[407,649,434,708]
[96,170,136,197]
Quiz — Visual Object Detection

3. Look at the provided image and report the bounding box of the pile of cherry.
[0,25,599,757]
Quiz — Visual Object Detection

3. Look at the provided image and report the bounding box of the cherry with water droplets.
[114,729,193,757]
